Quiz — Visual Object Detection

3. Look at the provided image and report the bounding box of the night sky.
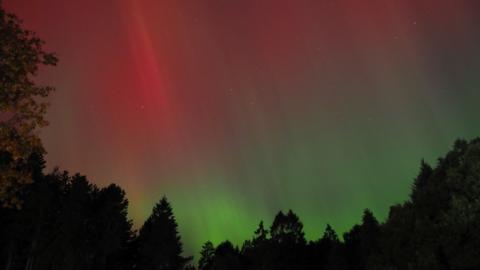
[5,0,480,257]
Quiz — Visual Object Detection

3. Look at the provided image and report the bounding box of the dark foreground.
[2,138,480,270]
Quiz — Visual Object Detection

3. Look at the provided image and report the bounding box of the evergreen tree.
[344,209,380,270]
[252,221,268,246]
[319,224,347,270]
[198,241,215,270]
[53,174,97,270]
[240,221,270,270]
[270,210,305,244]
[136,197,191,270]
[90,184,134,270]
[265,210,307,269]
[210,241,241,270]
[410,160,433,205]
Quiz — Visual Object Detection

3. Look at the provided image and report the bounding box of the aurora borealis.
[5,0,480,257]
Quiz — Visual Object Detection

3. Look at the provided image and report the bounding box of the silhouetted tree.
[318,224,347,270]
[135,197,191,270]
[0,152,60,270]
[0,155,135,270]
[270,210,305,245]
[240,221,269,270]
[209,241,241,270]
[198,241,215,270]
[90,184,134,270]
[428,139,480,269]
[252,221,268,246]
[0,3,57,204]
[344,209,380,270]
[264,210,307,269]
[410,160,433,205]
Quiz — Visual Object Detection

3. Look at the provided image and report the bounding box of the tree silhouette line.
[2,3,480,270]
[2,138,480,270]
[196,139,480,270]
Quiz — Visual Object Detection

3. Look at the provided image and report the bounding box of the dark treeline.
[0,151,191,270]
[1,138,480,270]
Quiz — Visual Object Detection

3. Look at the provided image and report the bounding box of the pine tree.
[210,241,241,270]
[252,221,268,246]
[344,209,380,270]
[410,160,433,205]
[136,197,191,270]
[91,184,134,270]
[270,210,305,244]
[198,241,215,270]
